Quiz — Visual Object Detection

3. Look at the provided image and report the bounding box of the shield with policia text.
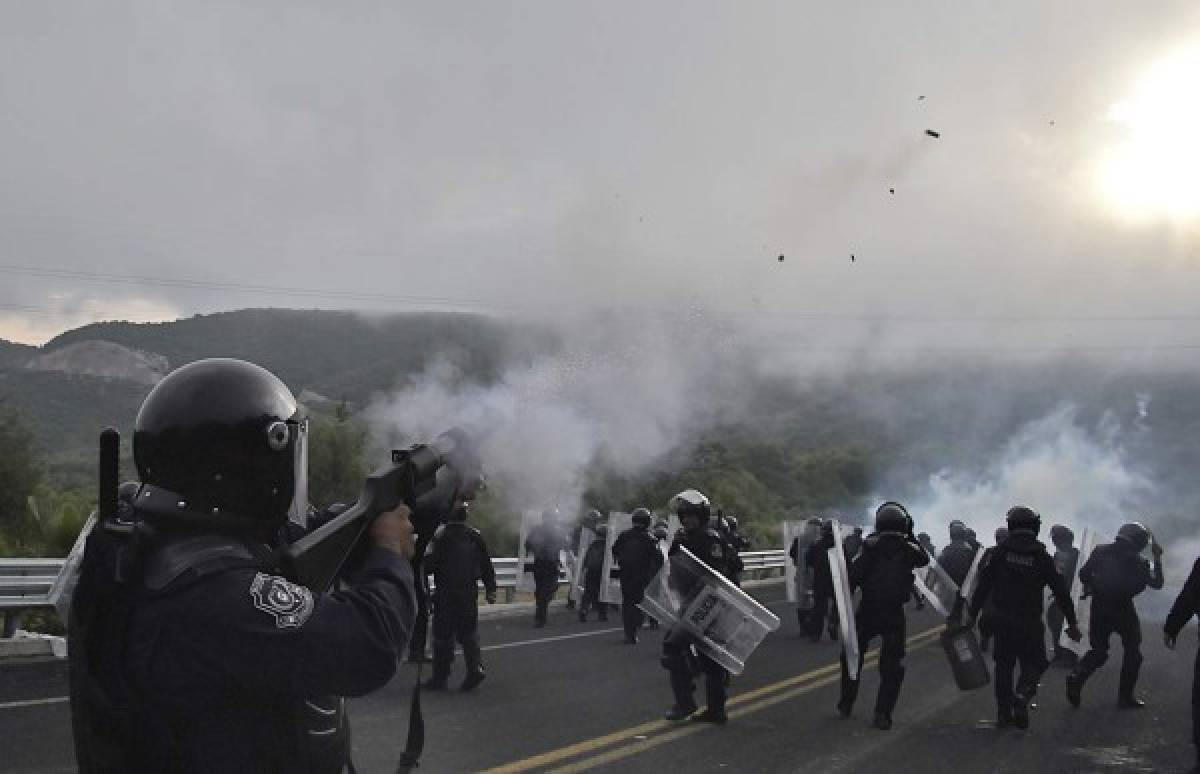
[638,546,780,674]
[600,512,634,605]
[828,518,862,680]
[516,510,539,593]
[1060,527,1099,658]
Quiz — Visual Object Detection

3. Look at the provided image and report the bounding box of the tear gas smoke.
[365,311,760,525]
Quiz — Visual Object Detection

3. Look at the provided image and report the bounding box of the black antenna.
[99,428,119,521]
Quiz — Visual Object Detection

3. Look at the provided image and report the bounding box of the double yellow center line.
[483,625,944,774]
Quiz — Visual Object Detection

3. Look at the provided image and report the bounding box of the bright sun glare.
[1097,46,1200,222]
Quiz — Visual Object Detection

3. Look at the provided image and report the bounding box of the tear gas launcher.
[279,427,480,591]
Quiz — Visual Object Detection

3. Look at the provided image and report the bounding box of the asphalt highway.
[2,584,1196,772]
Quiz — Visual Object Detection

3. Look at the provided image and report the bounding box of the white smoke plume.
[898,405,1152,544]
[365,311,757,523]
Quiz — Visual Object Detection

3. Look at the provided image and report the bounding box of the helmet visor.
[287,418,310,529]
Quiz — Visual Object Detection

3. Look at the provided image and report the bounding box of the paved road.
[2,585,1196,772]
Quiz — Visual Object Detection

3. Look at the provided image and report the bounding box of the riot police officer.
[68,358,418,772]
[423,505,498,691]
[716,510,749,587]
[939,520,976,587]
[836,502,929,731]
[578,524,609,622]
[1164,554,1200,773]
[662,489,734,724]
[525,509,566,627]
[612,507,664,644]
[1067,522,1164,708]
[1047,524,1081,666]
[804,520,839,642]
[967,506,1080,730]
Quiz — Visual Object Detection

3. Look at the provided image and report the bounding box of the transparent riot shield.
[48,511,97,626]
[567,526,594,606]
[516,510,538,593]
[959,545,987,605]
[829,519,862,680]
[601,512,634,605]
[921,560,961,616]
[912,572,948,616]
[638,545,780,674]
[1060,527,1098,657]
[782,520,817,608]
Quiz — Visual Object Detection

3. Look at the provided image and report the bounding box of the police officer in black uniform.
[1046,524,1081,666]
[1165,554,1200,773]
[662,489,733,724]
[578,524,609,622]
[1067,522,1164,709]
[715,510,749,587]
[423,505,498,691]
[939,520,976,588]
[804,520,839,642]
[967,506,1080,730]
[525,509,565,627]
[836,502,929,731]
[612,507,665,644]
[68,358,418,773]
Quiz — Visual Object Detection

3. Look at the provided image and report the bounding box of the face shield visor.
[286,417,309,529]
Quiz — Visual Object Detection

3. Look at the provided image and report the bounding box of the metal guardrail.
[0,551,787,632]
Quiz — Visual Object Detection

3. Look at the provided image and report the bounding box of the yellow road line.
[482,625,942,774]
[546,668,855,774]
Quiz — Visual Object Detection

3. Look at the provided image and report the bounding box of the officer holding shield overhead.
[661,489,734,724]
[836,502,929,731]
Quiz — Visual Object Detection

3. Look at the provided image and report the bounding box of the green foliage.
[0,403,47,553]
[307,403,369,508]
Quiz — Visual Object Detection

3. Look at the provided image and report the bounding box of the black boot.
[1066,672,1084,708]
[460,637,485,691]
[666,671,697,721]
[1118,650,1145,708]
[872,712,892,730]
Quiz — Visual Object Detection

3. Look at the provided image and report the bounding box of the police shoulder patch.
[249,572,315,629]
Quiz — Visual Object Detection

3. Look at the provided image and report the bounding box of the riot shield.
[921,560,961,616]
[516,510,538,593]
[48,512,97,626]
[782,520,817,608]
[912,572,948,616]
[959,545,987,605]
[829,519,862,680]
[600,512,634,605]
[638,545,780,674]
[1060,527,1098,657]
[568,525,595,605]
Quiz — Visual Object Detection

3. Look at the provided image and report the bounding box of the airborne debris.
[777,254,785,263]
[889,187,895,195]
[850,254,856,263]
[925,129,940,138]
[917,95,926,101]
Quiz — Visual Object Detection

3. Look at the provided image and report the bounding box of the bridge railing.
[1,550,787,632]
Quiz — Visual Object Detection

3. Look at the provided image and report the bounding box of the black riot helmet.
[948,520,968,541]
[1116,522,1150,552]
[874,501,909,534]
[133,358,307,533]
[1005,506,1041,536]
[632,507,652,528]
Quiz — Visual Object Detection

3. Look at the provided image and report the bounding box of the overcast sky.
[2,1,1199,359]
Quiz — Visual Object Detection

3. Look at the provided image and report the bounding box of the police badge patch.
[249,573,315,629]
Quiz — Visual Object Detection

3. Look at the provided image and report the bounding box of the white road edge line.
[482,627,625,652]
[0,696,69,711]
